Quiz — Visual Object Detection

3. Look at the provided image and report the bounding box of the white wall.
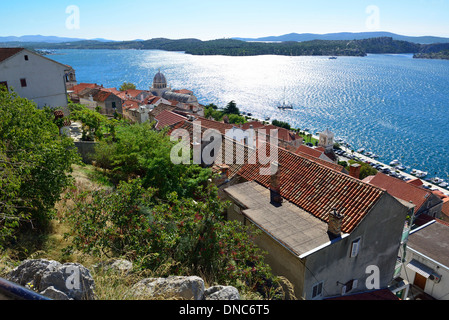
[401,247,449,300]
[0,50,68,108]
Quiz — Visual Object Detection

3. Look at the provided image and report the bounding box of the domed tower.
[150,69,170,96]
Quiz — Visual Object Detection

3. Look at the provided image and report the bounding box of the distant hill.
[233,32,449,44]
[0,35,114,43]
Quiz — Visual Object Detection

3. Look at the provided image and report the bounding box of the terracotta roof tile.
[237,142,384,233]
[363,172,431,212]
[0,48,24,63]
[154,110,187,130]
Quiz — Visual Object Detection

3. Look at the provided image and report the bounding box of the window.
[350,238,361,257]
[24,55,29,61]
[341,279,358,295]
[20,78,27,87]
[311,281,323,299]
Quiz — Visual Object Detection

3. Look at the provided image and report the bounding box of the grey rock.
[204,285,240,300]
[93,259,133,275]
[39,286,71,300]
[131,276,205,300]
[7,259,95,300]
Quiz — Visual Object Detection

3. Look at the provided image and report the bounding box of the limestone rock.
[93,259,133,275]
[7,259,95,300]
[204,285,240,300]
[131,276,205,300]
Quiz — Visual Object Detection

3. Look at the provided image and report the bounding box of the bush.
[0,89,79,248]
[63,178,276,292]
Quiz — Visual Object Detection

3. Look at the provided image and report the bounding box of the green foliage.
[64,177,276,292]
[223,100,240,115]
[119,82,136,91]
[226,114,247,125]
[204,102,246,124]
[347,160,378,180]
[0,89,79,248]
[68,102,116,141]
[271,119,291,130]
[93,122,211,200]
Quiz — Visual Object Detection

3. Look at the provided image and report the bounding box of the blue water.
[50,49,449,180]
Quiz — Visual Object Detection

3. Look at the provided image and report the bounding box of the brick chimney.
[328,208,344,238]
[349,163,361,179]
[270,162,282,204]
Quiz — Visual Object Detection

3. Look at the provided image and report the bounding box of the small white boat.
[372,154,379,158]
[365,151,373,157]
[416,171,428,178]
[431,177,445,184]
[357,148,365,153]
[411,169,418,175]
[396,165,406,171]
[390,159,400,166]
[439,182,448,188]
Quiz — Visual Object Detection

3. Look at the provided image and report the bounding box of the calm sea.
[50,49,449,181]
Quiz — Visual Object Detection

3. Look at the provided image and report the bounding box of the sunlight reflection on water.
[52,50,449,180]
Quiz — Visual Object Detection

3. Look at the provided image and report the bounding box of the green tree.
[119,82,136,91]
[0,89,79,248]
[223,100,240,115]
[63,178,277,293]
[69,102,116,141]
[93,122,211,199]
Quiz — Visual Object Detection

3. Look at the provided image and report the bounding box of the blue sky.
[1,0,449,40]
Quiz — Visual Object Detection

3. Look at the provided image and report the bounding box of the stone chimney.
[270,162,282,204]
[328,208,344,238]
[349,163,361,179]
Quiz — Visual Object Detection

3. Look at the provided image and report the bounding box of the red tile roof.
[93,90,112,102]
[363,172,431,212]
[71,83,100,95]
[194,117,235,135]
[122,100,139,110]
[154,110,187,130]
[237,142,384,233]
[295,145,323,159]
[406,178,423,187]
[0,48,24,63]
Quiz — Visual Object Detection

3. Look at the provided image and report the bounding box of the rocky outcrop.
[5,259,241,300]
[203,285,240,300]
[130,276,206,300]
[6,259,95,300]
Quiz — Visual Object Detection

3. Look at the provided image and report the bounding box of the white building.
[0,48,72,109]
[399,219,449,300]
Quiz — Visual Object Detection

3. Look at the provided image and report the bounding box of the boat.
[277,87,294,109]
[357,148,365,153]
[396,165,406,171]
[430,177,445,184]
[371,154,379,158]
[365,151,373,157]
[416,171,428,178]
[389,159,400,166]
[411,169,418,175]
[329,56,337,59]
[439,182,448,188]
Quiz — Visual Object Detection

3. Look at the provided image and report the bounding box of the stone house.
[222,143,414,300]
[0,47,72,110]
